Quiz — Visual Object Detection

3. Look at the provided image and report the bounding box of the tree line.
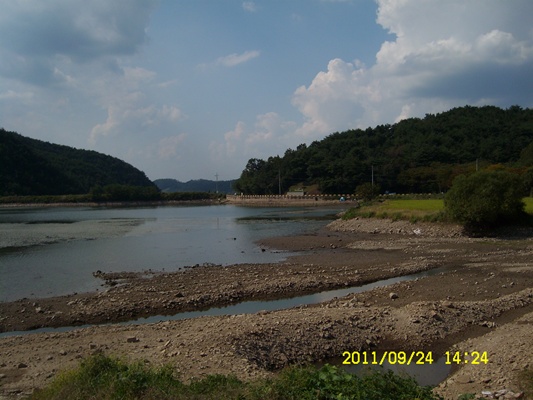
[234,105,533,196]
[0,128,156,196]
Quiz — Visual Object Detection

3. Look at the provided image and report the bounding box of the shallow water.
[0,266,452,385]
[0,205,341,302]
[0,205,453,386]
[1,267,444,332]
[327,353,451,387]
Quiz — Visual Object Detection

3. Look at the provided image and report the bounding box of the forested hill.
[0,128,155,196]
[234,105,533,195]
[154,178,236,194]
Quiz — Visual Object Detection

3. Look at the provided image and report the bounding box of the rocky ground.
[1,217,532,399]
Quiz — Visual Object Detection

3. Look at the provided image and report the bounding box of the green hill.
[234,105,533,195]
[0,128,155,196]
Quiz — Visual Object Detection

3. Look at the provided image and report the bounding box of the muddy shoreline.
[1,218,533,399]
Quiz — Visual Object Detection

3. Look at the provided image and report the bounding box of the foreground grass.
[30,354,442,400]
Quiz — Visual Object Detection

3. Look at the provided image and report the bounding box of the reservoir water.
[0,204,341,302]
[0,204,452,386]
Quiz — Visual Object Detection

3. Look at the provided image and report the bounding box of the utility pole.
[278,169,281,195]
[215,173,219,193]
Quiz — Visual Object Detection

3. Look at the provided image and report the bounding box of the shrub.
[355,183,381,201]
[444,170,525,228]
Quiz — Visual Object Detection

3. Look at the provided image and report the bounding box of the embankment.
[226,194,352,207]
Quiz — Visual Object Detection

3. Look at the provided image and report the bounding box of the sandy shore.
[1,217,532,399]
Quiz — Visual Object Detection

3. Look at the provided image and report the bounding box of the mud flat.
[1,217,532,399]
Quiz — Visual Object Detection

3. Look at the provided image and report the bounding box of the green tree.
[521,167,533,197]
[355,182,381,201]
[518,141,533,166]
[444,170,525,228]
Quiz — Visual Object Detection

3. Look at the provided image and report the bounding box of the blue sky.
[1,1,532,181]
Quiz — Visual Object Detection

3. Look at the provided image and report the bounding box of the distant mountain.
[0,128,155,196]
[154,178,236,194]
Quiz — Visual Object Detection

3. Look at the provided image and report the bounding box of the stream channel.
[1,266,452,386]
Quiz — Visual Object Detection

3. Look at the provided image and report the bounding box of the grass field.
[343,197,533,223]
[343,198,446,223]
[380,199,444,212]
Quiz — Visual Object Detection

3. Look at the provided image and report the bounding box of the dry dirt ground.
[1,217,532,399]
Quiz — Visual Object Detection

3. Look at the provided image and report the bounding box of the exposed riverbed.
[1,213,532,399]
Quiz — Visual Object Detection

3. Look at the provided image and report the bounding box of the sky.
[1,1,533,182]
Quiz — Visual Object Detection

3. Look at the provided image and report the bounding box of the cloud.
[0,0,157,86]
[200,50,261,69]
[291,0,533,138]
[158,134,187,159]
[217,50,261,67]
[0,90,34,101]
[212,112,298,162]
[156,79,179,89]
[90,103,185,144]
[88,65,186,144]
[242,2,258,12]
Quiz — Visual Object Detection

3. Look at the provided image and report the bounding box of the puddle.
[321,351,451,387]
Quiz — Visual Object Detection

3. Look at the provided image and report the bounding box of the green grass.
[343,197,533,224]
[343,199,446,223]
[30,354,443,400]
[524,197,533,215]
[384,199,444,212]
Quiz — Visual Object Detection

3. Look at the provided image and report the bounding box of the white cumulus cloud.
[291,0,533,138]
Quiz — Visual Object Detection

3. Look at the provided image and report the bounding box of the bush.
[444,170,525,228]
[355,183,381,201]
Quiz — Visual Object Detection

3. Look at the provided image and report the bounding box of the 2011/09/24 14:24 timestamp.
[341,351,489,366]
[445,351,489,365]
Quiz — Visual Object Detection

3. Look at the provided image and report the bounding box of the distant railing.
[226,194,352,200]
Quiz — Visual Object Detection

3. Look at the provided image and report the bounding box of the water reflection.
[322,353,451,387]
[0,205,341,301]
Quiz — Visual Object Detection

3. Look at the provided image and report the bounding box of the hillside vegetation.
[0,128,155,196]
[234,105,533,195]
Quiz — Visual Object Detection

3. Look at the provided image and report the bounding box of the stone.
[127,336,140,343]
[389,292,399,300]
[430,311,443,321]
[18,363,28,369]
[442,300,454,308]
